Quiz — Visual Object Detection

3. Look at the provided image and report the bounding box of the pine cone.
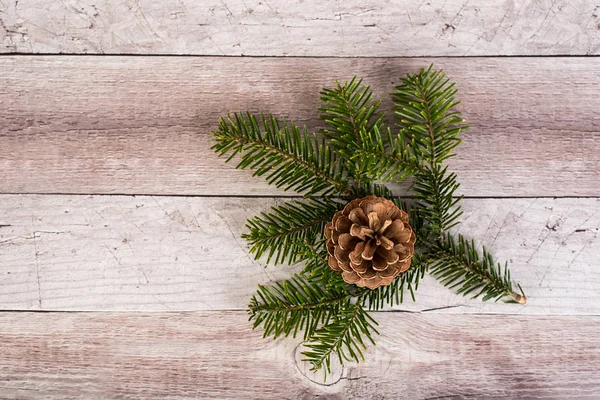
[324,196,416,289]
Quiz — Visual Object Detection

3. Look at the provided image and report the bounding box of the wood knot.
[293,343,343,386]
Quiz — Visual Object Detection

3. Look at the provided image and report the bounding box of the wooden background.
[1,0,599,398]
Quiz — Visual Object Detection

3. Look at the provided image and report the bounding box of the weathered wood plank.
[1,311,599,399]
[1,195,598,314]
[1,0,599,56]
[1,56,599,196]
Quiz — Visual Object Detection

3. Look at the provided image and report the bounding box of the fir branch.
[352,180,397,199]
[319,77,383,156]
[354,125,422,183]
[302,300,379,375]
[412,164,463,236]
[319,77,385,184]
[248,274,353,341]
[393,65,465,165]
[392,65,468,237]
[393,66,526,305]
[212,113,350,196]
[243,198,342,265]
[427,233,526,304]
[301,243,349,291]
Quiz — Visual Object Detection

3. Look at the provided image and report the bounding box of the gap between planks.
[3,53,600,58]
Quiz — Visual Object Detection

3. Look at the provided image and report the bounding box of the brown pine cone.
[324,196,416,289]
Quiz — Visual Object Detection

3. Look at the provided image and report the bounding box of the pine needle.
[212,113,350,196]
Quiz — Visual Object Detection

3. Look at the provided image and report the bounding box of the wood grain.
[1,56,599,197]
[1,311,599,399]
[1,195,598,313]
[1,0,599,56]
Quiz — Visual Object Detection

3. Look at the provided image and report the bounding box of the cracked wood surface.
[2,56,600,197]
[1,2,600,396]
[1,0,599,56]
[1,195,598,313]
[1,311,599,399]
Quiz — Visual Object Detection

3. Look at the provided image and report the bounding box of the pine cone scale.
[342,271,361,284]
[335,216,353,232]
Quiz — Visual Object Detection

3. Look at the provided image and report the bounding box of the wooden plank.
[1,0,599,56]
[1,195,598,314]
[1,57,599,197]
[1,311,599,398]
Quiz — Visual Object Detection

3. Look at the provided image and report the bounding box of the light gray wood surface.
[2,56,599,197]
[1,311,599,399]
[1,0,599,56]
[1,195,598,314]
[2,0,600,396]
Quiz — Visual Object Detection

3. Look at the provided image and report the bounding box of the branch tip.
[511,292,527,304]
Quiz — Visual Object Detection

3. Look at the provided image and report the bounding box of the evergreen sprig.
[243,198,342,265]
[428,233,526,303]
[319,77,384,164]
[392,65,467,238]
[212,65,527,376]
[248,274,353,341]
[300,243,349,291]
[302,301,379,374]
[355,125,421,183]
[319,78,388,186]
[212,113,350,196]
[393,65,464,165]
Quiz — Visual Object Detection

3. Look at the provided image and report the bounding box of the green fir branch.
[300,243,349,291]
[393,65,465,165]
[412,165,463,236]
[243,198,343,265]
[352,180,397,199]
[212,112,350,196]
[427,233,526,304]
[354,125,423,183]
[392,66,525,304]
[392,65,468,237]
[248,274,353,341]
[302,300,379,375]
[319,77,385,184]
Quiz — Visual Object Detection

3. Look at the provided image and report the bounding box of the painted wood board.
[1,0,599,56]
[1,311,599,399]
[1,195,598,313]
[1,56,599,197]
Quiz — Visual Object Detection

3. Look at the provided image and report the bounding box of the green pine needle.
[393,64,465,165]
[393,65,468,238]
[242,198,343,265]
[319,77,384,156]
[352,181,397,199]
[300,243,349,291]
[354,125,422,183]
[302,300,379,375]
[212,112,350,196]
[428,233,527,304]
[412,164,464,236]
[248,274,353,341]
[319,77,385,183]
